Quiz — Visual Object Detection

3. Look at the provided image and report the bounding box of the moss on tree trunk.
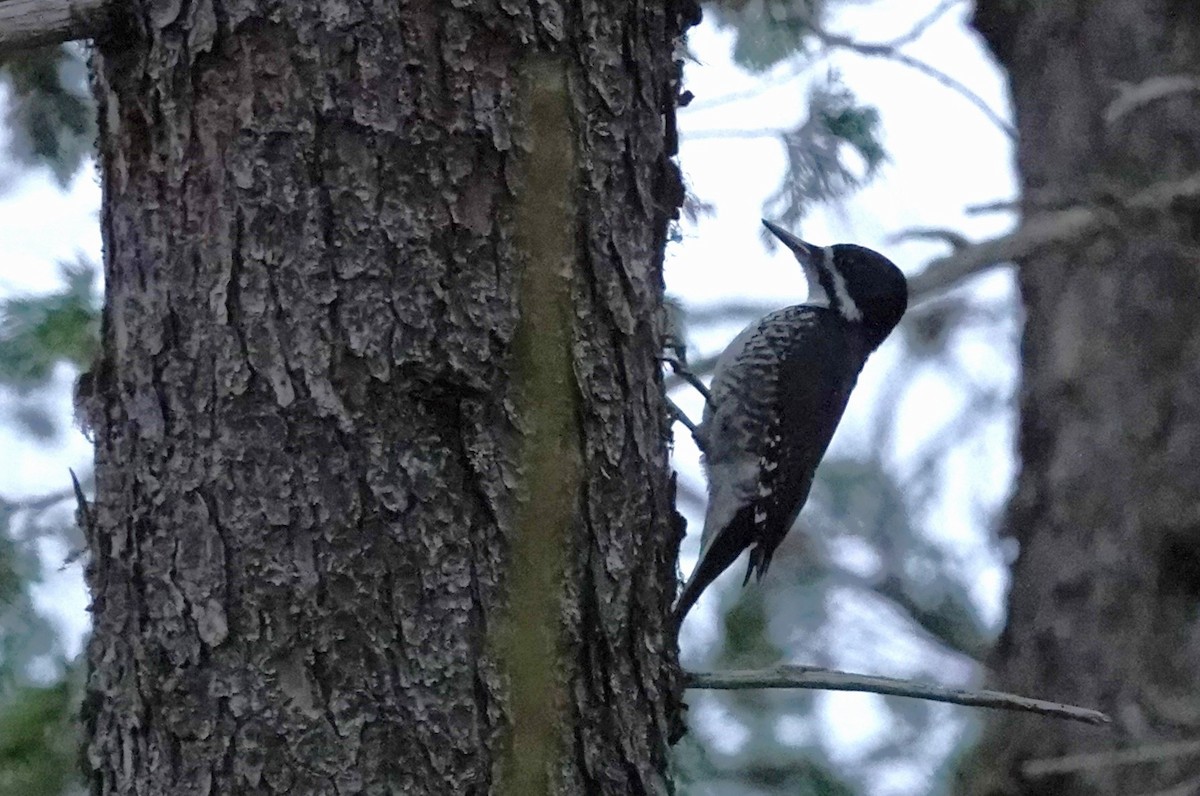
[82,2,691,793]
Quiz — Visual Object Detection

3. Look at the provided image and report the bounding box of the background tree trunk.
[960,3,1200,794]
[81,2,691,793]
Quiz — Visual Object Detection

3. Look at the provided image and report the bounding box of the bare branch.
[879,0,965,50]
[804,19,1015,139]
[847,44,1014,140]
[1106,75,1200,126]
[908,171,1200,300]
[686,664,1110,726]
[681,128,788,140]
[664,355,713,406]
[684,62,810,112]
[0,485,75,514]
[1136,772,1200,796]
[1023,738,1200,778]
[965,199,1018,215]
[683,0,961,115]
[0,0,111,55]
[684,0,962,115]
[667,399,703,442]
[908,206,1095,299]
[821,567,992,663]
[887,226,971,250]
[665,352,717,393]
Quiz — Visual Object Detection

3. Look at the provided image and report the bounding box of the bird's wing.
[673,306,868,625]
[676,307,825,624]
[697,306,865,574]
[696,312,797,555]
[744,315,866,579]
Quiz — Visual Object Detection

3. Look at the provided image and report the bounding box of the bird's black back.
[747,306,870,577]
[674,305,872,624]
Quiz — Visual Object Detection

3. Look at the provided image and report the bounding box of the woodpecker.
[673,220,907,627]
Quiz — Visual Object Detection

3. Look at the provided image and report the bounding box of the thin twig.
[1106,75,1200,126]
[687,0,961,115]
[965,199,1018,215]
[878,0,965,50]
[830,39,1015,139]
[686,665,1111,726]
[1023,738,1200,778]
[887,226,971,250]
[668,398,702,437]
[664,356,713,405]
[800,13,1014,139]
[681,128,789,140]
[685,63,810,112]
[683,1,971,134]
[665,352,718,394]
[0,485,75,514]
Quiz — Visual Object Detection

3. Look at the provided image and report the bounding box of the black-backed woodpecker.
[673,220,908,628]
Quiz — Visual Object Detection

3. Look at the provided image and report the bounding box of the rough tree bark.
[79,1,694,793]
[958,3,1200,794]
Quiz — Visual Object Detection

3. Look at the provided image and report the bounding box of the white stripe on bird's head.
[802,257,831,309]
[823,246,863,322]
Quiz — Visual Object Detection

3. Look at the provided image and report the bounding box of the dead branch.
[965,199,1018,215]
[686,664,1110,726]
[907,206,1097,298]
[907,171,1200,300]
[1136,772,1200,796]
[1022,738,1200,778]
[0,0,110,55]
[0,484,75,513]
[1106,75,1200,126]
[805,17,1014,139]
[887,226,971,250]
[879,0,964,50]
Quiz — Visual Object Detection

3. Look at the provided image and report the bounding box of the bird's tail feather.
[671,510,754,634]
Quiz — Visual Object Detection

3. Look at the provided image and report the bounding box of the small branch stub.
[1105,75,1200,126]
[686,665,1111,726]
[0,0,110,55]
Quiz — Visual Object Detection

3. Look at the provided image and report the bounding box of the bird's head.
[762,219,908,349]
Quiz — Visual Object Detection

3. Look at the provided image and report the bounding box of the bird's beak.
[762,219,817,262]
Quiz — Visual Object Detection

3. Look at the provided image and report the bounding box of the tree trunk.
[959,3,1200,794]
[80,2,692,793]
